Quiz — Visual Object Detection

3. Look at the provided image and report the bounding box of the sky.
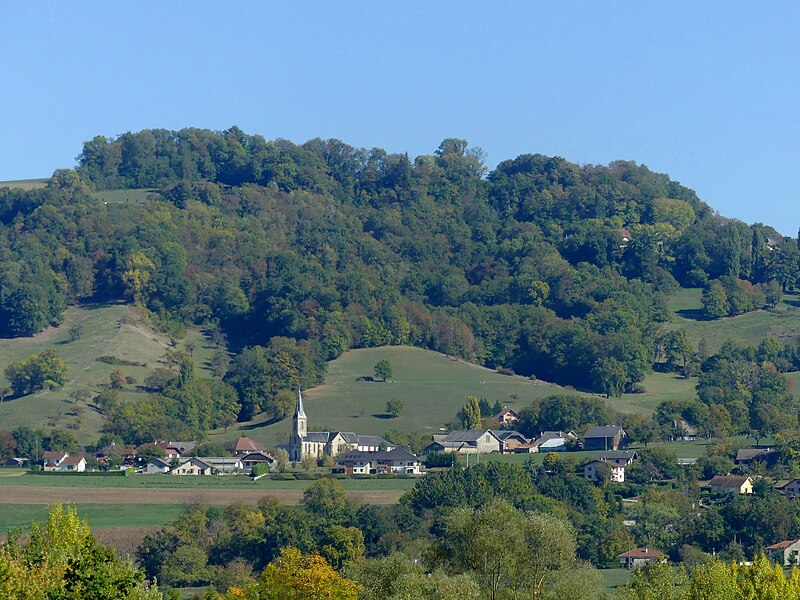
[2,2,799,233]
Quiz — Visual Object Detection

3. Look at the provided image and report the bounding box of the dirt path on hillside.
[0,486,402,505]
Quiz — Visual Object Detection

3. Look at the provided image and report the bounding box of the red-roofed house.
[224,437,266,454]
[618,547,666,569]
[60,456,86,472]
[42,451,69,471]
[767,540,800,566]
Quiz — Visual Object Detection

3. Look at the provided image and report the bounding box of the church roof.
[295,389,307,419]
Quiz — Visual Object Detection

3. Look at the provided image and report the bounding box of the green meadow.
[0,503,185,532]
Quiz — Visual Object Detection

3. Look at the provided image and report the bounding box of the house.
[618,228,632,246]
[93,443,137,464]
[336,447,423,475]
[144,458,172,474]
[583,426,627,451]
[735,448,779,467]
[493,408,519,427]
[60,456,86,472]
[493,430,529,453]
[171,457,213,476]
[200,457,244,475]
[42,451,69,471]
[584,459,625,483]
[766,540,800,566]
[422,430,503,455]
[137,442,184,461]
[708,475,753,495]
[618,547,666,569]
[224,437,266,454]
[238,451,275,471]
[289,391,393,461]
[515,431,576,453]
[778,479,800,495]
[595,451,637,466]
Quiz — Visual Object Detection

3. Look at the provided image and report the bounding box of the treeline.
[1,128,798,414]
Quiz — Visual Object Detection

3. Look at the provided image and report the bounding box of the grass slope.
[0,178,48,190]
[0,304,215,444]
[669,288,800,353]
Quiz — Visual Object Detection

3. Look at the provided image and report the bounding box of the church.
[289,390,392,461]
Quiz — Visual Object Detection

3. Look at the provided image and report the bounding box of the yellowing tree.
[122,251,156,306]
[228,547,360,600]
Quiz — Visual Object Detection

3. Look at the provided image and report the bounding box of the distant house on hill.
[618,547,666,569]
[708,475,753,495]
[583,426,627,451]
[583,459,625,483]
[735,448,778,467]
[595,451,637,466]
[493,408,519,427]
[767,539,800,566]
[778,479,800,496]
[423,430,503,455]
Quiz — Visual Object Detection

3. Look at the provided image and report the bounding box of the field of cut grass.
[216,345,590,448]
[0,178,48,190]
[0,304,216,444]
[669,288,800,353]
[601,568,632,592]
[0,503,185,533]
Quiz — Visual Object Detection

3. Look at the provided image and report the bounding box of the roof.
[735,448,776,461]
[767,540,798,550]
[534,431,571,446]
[238,452,274,462]
[584,426,625,439]
[618,547,665,559]
[176,457,212,469]
[709,475,752,487]
[494,408,519,419]
[337,447,419,463]
[595,451,637,461]
[305,432,332,443]
[42,451,67,460]
[442,430,500,443]
[223,437,266,453]
[61,456,85,465]
[492,430,529,442]
[147,458,171,468]
[356,434,390,447]
[295,389,306,419]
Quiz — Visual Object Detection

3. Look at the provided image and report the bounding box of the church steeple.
[295,388,307,419]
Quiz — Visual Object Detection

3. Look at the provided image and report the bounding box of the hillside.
[0,304,216,443]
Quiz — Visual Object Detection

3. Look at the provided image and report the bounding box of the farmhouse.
[617,547,666,569]
[289,390,392,461]
[336,447,422,475]
[423,429,503,455]
[767,539,800,566]
[583,426,627,451]
[708,475,753,495]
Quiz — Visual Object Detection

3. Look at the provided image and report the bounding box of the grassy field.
[601,568,632,592]
[215,345,592,448]
[0,503,186,532]
[0,304,216,444]
[0,178,48,190]
[669,288,800,353]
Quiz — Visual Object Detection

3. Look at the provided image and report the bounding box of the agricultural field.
[0,503,186,533]
[91,188,161,204]
[0,178,48,190]
[0,303,217,444]
[668,288,800,353]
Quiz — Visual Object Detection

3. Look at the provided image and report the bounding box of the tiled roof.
[709,475,751,487]
[584,426,624,438]
[767,540,797,550]
[618,547,665,559]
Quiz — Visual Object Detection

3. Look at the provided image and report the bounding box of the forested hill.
[0,128,796,421]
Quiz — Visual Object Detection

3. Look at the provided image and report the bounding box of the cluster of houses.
[142,437,275,476]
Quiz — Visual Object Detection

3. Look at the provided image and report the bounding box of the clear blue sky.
[2,2,799,233]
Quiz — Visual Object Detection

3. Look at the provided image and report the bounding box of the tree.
[458,396,481,429]
[5,349,69,396]
[374,359,393,382]
[109,368,126,390]
[385,398,404,418]
[231,547,360,600]
[702,280,729,319]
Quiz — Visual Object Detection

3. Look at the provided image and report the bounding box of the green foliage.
[385,398,404,418]
[458,396,481,430]
[4,349,68,396]
[374,359,393,382]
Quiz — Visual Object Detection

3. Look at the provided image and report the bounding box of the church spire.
[295,389,306,419]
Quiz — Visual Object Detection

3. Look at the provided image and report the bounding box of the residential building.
[595,451,637,466]
[779,479,800,495]
[583,459,625,483]
[735,448,779,467]
[238,451,275,471]
[618,547,666,569]
[422,430,503,455]
[336,447,422,475]
[224,437,266,454]
[60,456,86,472]
[583,426,627,451]
[289,391,392,461]
[708,475,753,495]
[493,430,529,453]
[171,457,213,476]
[144,458,172,474]
[767,540,800,566]
[42,451,69,471]
[515,431,577,453]
[493,408,519,427]
[201,457,244,475]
